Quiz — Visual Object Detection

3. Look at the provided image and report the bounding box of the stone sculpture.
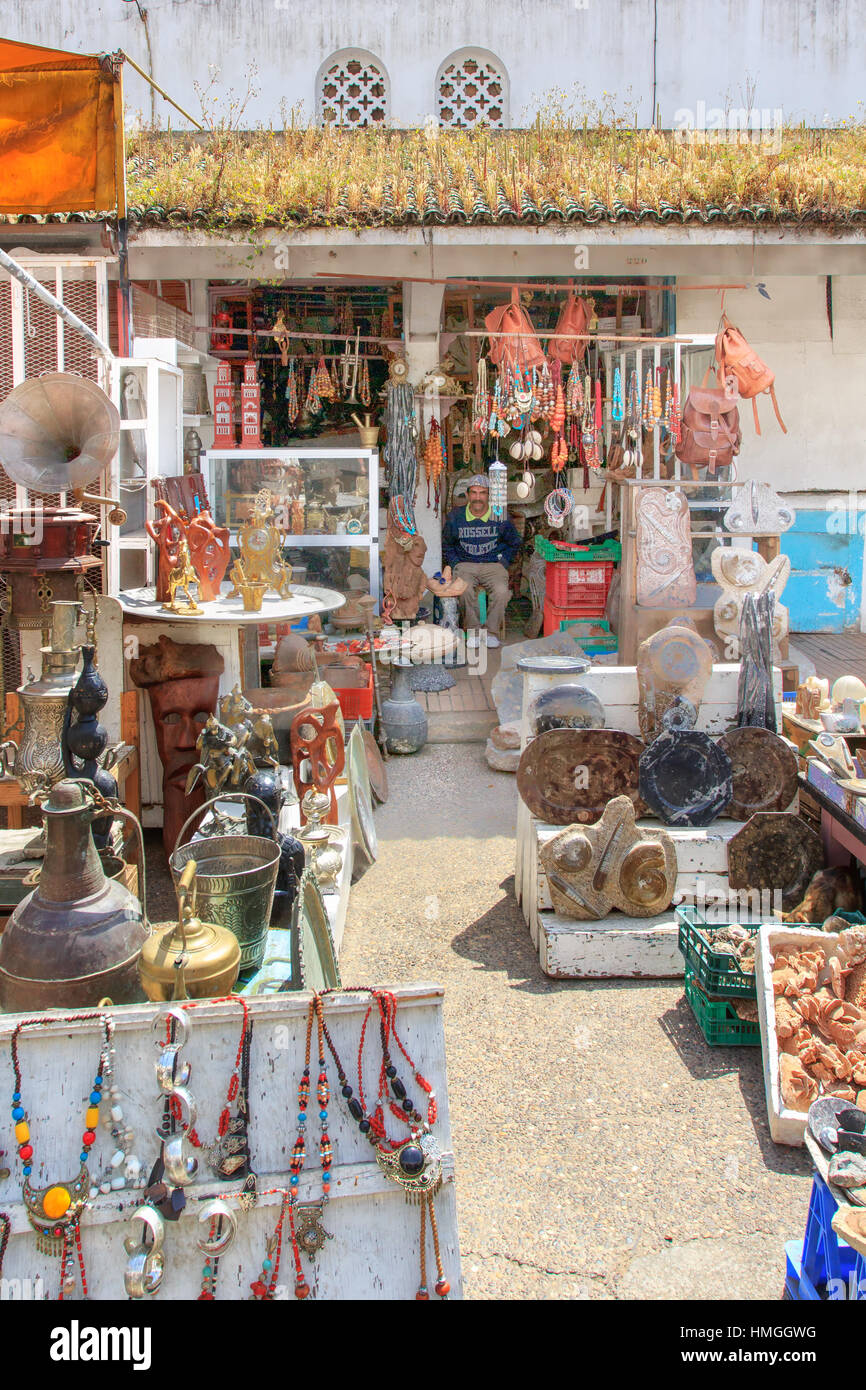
[638,701,733,826]
[711,547,789,660]
[736,591,778,732]
[723,481,795,536]
[539,795,677,920]
[636,622,712,742]
[634,488,696,607]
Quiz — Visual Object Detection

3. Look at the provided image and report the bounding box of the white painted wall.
[3,0,863,129]
[675,276,866,493]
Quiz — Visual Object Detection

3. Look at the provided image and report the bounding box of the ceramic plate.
[348,725,378,874]
[516,729,646,825]
[716,726,798,819]
[296,869,341,991]
[362,727,388,805]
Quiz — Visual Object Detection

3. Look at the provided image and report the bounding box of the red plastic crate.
[543,595,607,636]
[545,558,615,609]
[332,664,374,721]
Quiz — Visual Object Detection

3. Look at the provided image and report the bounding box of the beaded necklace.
[320,988,449,1300]
[10,1011,112,1296]
[284,994,334,1299]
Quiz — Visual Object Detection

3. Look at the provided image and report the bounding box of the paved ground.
[339,742,813,1301]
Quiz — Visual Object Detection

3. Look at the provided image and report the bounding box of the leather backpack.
[485,287,546,369]
[714,314,786,435]
[675,383,741,478]
[547,293,593,365]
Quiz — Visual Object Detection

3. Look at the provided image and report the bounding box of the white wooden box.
[540,912,684,978]
[755,923,848,1148]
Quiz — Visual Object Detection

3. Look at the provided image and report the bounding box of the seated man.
[442,475,521,648]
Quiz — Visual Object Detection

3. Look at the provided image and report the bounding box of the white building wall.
[2,0,863,130]
[675,276,866,495]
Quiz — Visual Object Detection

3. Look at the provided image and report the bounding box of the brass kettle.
[140,860,241,1002]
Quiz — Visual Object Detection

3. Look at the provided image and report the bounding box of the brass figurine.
[161,537,203,615]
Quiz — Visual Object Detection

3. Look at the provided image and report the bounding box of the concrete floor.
[339,742,813,1301]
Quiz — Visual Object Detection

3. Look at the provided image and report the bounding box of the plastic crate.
[676,905,761,999]
[545,558,615,609]
[332,664,374,721]
[543,595,606,636]
[684,967,761,1046]
[534,535,621,564]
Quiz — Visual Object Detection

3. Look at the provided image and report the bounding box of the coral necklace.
[10,1011,112,1296]
[320,987,449,1300]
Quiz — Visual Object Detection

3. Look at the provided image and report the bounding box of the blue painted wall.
[782,509,864,632]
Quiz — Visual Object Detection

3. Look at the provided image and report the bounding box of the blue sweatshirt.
[442,505,522,569]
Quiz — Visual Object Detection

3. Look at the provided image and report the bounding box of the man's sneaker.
[485,633,501,648]
[466,630,481,648]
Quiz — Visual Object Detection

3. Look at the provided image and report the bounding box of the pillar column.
[403,280,445,575]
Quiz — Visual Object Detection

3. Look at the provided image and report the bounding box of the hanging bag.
[484,287,546,370]
[675,377,741,478]
[547,293,593,365]
[714,313,786,436]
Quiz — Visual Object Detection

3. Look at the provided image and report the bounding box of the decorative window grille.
[437,50,508,129]
[318,51,389,128]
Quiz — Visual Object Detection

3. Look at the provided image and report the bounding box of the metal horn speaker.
[0,373,126,523]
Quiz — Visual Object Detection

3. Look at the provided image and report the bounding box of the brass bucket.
[169,794,280,974]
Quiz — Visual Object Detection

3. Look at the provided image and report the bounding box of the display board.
[0,988,461,1300]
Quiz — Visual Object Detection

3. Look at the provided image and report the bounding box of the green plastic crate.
[533,535,621,564]
[684,967,761,1047]
[676,905,760,999]
[558,619,618,652]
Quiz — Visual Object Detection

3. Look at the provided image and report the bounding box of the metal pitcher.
[169,793,280,974]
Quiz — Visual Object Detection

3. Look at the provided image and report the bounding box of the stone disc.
[716,726,798,819]
[638,730,733,827]
[516,729,646,825]
[726,812,824,911]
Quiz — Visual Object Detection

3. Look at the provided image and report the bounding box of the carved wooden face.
[148,673,220,849]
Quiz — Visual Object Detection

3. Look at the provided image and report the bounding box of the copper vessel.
[0,781,149,1011]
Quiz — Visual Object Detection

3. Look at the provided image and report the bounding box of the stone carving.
[736,591,778,731]
[716,726,799,819]
[636,623,712,742]
[516,728,646,825]
[638,705,733,827]
[795,683,822,722]
[723,481,795,535]
[382,508,428,620]
[727,812,824,911]
[539,795,677,921]
[711,547,789,659]
[634,488,696,607]
[526,684,605,736]
[187,512,232,602]
[290,703,345,825]
[129,636,224,856]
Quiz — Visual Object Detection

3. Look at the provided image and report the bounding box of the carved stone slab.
[727,812,824,911]
[636,624,712,741]
[539,795,677,921]
[724,481,795,536]
[516,729,646,825]
[635,489,696,608]
[736,591,778,731]
[711,547,789,659]
[639,728,733,826]
[527,684,605,736]
[716,726,798,818]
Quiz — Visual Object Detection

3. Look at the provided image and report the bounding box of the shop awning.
[0,37,122,215]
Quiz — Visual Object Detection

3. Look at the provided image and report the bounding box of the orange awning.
[0,37,121,215]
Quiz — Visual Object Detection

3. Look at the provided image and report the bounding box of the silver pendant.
[294,1202,333,1262]
[375,1134,443,1205]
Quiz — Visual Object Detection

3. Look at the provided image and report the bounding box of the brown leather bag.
[485,287,546,369]
[714,314,786,436]
[547,293,593,365]
[675,384,741,478]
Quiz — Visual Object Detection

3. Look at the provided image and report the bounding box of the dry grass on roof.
[124,124,866,232]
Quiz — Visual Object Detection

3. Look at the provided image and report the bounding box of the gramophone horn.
[0,373,120,495]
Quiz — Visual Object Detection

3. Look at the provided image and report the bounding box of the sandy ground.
[337,741,813,1301]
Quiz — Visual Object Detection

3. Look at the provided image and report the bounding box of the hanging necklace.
[304,366,322,415]
[10,1012,112,1296]
[284,359,299,424]
[284,993,334,1299]
[320,988,449,1301]
[359,354,371,408]
[175,998,256,1199]
[611,366,624,422]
